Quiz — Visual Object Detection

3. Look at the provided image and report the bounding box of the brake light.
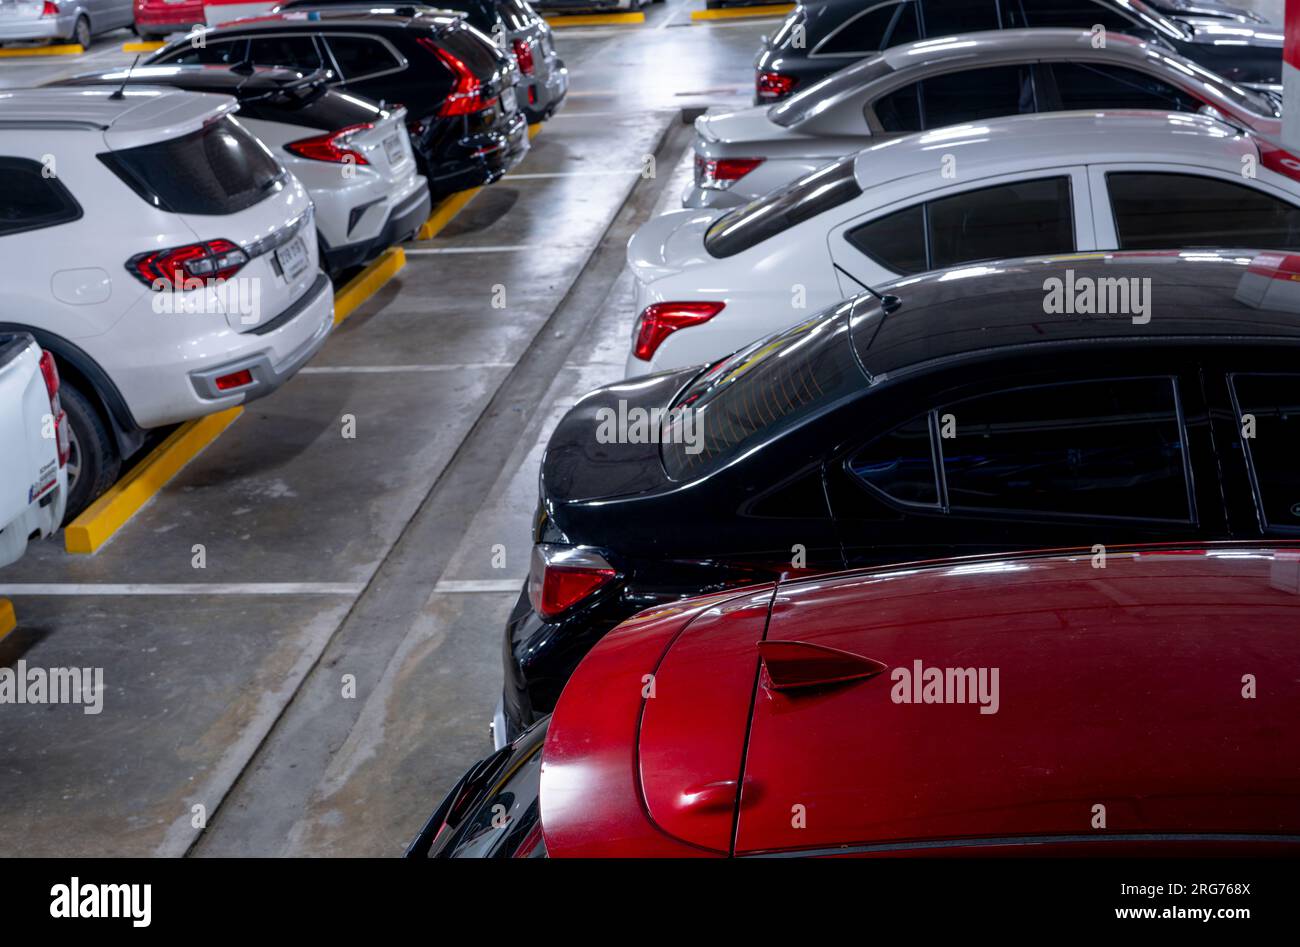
[421,38,497,116]
[286,123,373,165]
[128,239,249,290]
[528,545,616,619]
[633,301,726,362]
[756,71,796,102]
[41,1,58,16]
[512,38,534,76]
[38,351,70,468]
[214,369,254,392]
[695,155,764,190]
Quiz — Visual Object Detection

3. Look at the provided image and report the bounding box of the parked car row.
[0,3,561,542]
[412,5,1300,857]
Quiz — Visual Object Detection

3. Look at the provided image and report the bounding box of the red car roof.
[541,545,1300,857]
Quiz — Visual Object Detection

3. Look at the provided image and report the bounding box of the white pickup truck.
[0,332,68,570]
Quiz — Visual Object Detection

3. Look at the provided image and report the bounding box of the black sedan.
[146,9,528,197]
[754,0,1283,104]
[497,250,1300,742]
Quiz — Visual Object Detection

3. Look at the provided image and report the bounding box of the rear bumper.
[134,7,204,32]
[681,180,748,210]
[321,185,431,272]
[0,479,67,569]
[429,112,530,196]
[523,59,567,123]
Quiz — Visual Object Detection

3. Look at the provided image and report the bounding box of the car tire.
[72,15,91,48]
[60,381,121,522]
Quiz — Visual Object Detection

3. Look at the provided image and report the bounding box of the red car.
[410,543,1300,857]
[133,0,206,39]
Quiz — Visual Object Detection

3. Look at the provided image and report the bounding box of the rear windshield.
[704,155,862,258]
[238,79,381,130]
[768,56,893,128]
[99,115,284,215]
[661,300,867,481]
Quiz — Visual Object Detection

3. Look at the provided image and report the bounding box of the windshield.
[769,56,893,128]
[661,299,867,481]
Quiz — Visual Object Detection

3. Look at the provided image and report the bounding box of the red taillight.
[695,155,764,190]
[512,38,534,76]
[128,239,249,290]
[633,301,726,362]
[422,37,497,116]
[38,351,69,468]
[41,1,59,16]
[214,369,254,392]
[528,545,616,620]
[286,123,373,165]
[756,71,797,102]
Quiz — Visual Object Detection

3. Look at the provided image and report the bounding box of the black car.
[146,10,528,197]
[497,250,1300,741]
[753,0,1283,104]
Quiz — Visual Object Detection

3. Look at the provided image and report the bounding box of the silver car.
[687,27,1283,209]
[498,0,566,122]
[0,0,132,47]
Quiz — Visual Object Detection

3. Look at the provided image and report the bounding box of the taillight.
[128,239,249,290]
[512,38,534,76]
[633,301,726,362]
[421,37,497,116]
[528,544,616,620]
[38,351,70,468]
[695,155,764,190]
[756,71,797,102]
[286,123,373,165]
[214,369,254,392]
[40,1,58,16]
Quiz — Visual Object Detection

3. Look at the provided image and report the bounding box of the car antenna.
[834,264,901,314]
[108,54,141,100]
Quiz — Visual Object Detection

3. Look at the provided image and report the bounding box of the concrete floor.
[0,0,1287,857]
[0,1,765,856]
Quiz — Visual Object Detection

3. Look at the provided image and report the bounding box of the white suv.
[0,87,334,517]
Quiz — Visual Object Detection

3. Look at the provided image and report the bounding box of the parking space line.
[690,3,792,20]
[64,407,243,555]
[0,583,364,596]
[505,169,643,179]
[0,599,14,642]
[404,244,544,254]
[0,43,85,57]
[333,246,406,325]
[544,12,645,27]
[433,579,524,593]
[300,363,512,373]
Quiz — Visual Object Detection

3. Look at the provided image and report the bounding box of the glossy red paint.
[539,545,1300,857]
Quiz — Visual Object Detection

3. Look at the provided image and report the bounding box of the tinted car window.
[873,81,922,132]
[928,176,1074,268]
[662,302,866,481]
[159,38,248,65]
[1051,62,1200,111]
[98,116,284,215]
[769,57,895,128]
[845,204,927,273]
[941,377,1192,521]
[0,157,82,237]
[919,0,1000,34]
[704,155,863,258]
[1013,0,1136,30]
[921,64,1035,128]
[1229,374,1300,531]
[849,413,939,506]
[818,3,906,56]
[325,35,402,81]
[1108,173,1300,250]
[247,35,325,71]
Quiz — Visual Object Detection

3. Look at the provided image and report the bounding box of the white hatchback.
[0,86,334,517]
[627,110,1300,377]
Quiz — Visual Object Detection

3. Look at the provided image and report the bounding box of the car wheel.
[60,381,121,522]
[72,15,91,49]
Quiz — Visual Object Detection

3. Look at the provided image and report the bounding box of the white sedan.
[627,110,1300,377]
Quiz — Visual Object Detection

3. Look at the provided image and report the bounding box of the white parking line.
[404,244,552,254]
[504,170,643,179]
[433,579,525,593]
[299,363,512,373]
[0,583,365,595]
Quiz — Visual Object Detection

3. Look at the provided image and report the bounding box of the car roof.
[50,64,319,95]
[198,8,454,31]
[0,86,237,147]
[878,27,1163,71]
[854,250,1300,381]
[852,110,1257,192]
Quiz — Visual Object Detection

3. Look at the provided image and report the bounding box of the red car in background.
[410,543,1300,857]
[133,0,205,38]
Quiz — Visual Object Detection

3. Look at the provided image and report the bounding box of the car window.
[1011,0,1137,30]
[846,176,1074,275]
[849,413,939,506]
[158,38,248,65]
[247,34,325,71]
[98,116,284,215]
[1050,62,1200,112]
[941,377,1192,521]
[324,36,402,81]
[1107,172,1300,250]
[769,57,894,128]
[1228,374,1300,531]
[923,64,1035,128]
[704,155,863,258]
[816,2,909,56]
[661,302,866,481]
[0,157,82,237]
[919,0,1000,34]
[873,81,922,132]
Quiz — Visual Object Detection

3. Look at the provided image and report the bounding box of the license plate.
[383,133,403,165]
[501,86,517,115]
[275,235,309,282]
